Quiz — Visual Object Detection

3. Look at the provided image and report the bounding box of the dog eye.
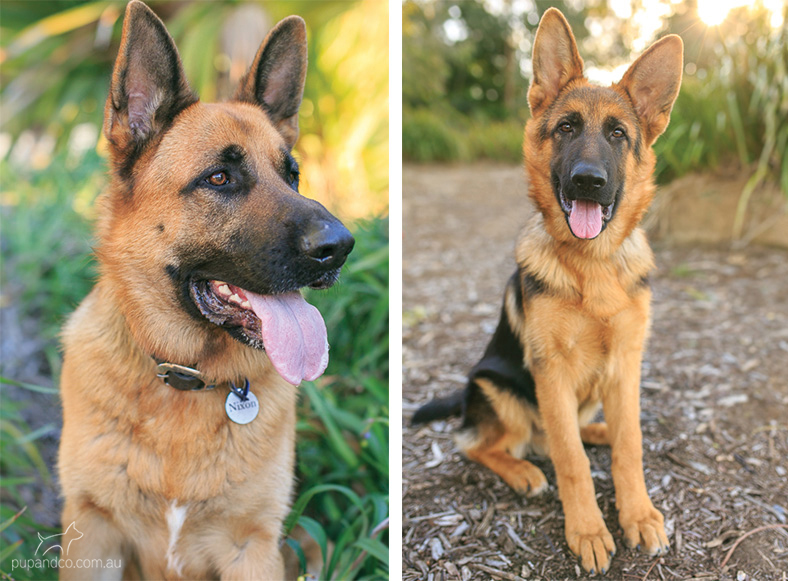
[206,171,229,187]
[288,169,300,190]
[612,128,626,139]
[559,122,573,133]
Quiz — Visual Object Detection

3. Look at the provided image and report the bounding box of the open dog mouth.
[559,190,615,240]
[189,277,332,385]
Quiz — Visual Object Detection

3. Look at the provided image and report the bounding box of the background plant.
[656,3,788,236]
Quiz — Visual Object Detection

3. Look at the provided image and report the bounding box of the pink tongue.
[568,199,603,239]
[244,291,328,385]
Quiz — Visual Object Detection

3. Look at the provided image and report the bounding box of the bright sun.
[697,0,751,26]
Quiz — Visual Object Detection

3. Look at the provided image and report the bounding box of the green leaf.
[353,536,388,565]
[0,507,27,534]
[285,484,365,535]
[284,538,308,576]
[296,515,329,568]
[0,376,58,395]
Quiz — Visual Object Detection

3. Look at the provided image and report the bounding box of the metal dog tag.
[225,390,259,425]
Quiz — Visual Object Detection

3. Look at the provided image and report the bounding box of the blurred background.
[0,2,388,579]
[404,0,787,246]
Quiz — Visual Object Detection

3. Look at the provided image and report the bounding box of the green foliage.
[656,6,788,183]
[294,218,389,579]
[0,153,102,342]
[470,119,524,163]
[403,108,465,162]
[402,0,591,122]
[403,107,523,163]
[402,2,451,109]
[401,1,586,164]
[655,5,788,235]
[0,382,59,581]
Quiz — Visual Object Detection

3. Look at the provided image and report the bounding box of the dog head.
[524,8,683,247]
[98,1,354,383]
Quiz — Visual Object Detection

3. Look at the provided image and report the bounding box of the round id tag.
[225,390,259,425]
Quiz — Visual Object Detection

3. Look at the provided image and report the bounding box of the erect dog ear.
[617,35,683,146]
[104,0,196,152]
[528,8,584,115]
[234,16,307,149]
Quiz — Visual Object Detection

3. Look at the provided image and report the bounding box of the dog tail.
[411,390,464,425]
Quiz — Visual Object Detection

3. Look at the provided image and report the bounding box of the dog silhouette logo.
[35,522,83,556]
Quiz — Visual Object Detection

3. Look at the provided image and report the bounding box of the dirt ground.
[402,163,788,581]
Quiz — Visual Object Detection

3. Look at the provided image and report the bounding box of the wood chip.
[444,561,460,578]
[430,537,444,560]
[474,563,523,580]
[503,522,540,556]
[425,441,445,468]
[450,521,470,539]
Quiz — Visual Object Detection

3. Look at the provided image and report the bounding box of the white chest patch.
[165,501,188,576]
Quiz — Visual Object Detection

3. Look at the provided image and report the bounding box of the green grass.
[0,155,389,580]
[0,381,60,581]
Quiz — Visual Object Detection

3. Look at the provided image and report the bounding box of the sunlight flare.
[697,0,750,26]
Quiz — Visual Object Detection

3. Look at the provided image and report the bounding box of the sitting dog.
[58,2,353,578]
[413,8,682,575]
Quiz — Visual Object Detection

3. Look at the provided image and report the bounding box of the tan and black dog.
[413,8,682,576]
[58,2,353,579]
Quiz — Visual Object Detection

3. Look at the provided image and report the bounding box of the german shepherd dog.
[412,8,682,576]
[58,2,354,578]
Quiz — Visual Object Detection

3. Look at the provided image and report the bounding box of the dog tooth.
[241,300,251,309]
[218,285,231,296]
[229,293,242,304]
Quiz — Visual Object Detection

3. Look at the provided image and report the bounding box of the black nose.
[571,162,607,192]
[299,221,355,269]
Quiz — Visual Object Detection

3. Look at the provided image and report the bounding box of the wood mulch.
[402,163,788,581]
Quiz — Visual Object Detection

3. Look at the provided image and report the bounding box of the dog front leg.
[603,348,669,556]
[58,499,125,581]
[219,529,285,581]
[535,367,615,575]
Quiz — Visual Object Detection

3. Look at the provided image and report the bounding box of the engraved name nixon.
[228,399,259,412]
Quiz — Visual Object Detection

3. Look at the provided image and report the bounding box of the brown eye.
[612,128,625,139]
[207,171,229,186]
[559,122,573,133]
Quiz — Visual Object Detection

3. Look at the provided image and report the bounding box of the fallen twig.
[642,556,661,580]
[474,563,522,580]
[719,524,788,569]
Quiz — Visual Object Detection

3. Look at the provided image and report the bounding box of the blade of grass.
[0,376,58,395]
[284,483,365,535]
[302,382,359,470]
[0,422,51,484]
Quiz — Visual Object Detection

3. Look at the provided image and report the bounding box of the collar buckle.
[155,362,216,391]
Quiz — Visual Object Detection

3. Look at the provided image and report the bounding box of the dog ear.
[617,35,683,145]
[234,16,307,149]
[104,1,196,153]
[528,8,584,115]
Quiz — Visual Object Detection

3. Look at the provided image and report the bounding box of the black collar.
[153,359,251,403]
[154,360,221,391]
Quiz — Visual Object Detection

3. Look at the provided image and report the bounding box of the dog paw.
[506,462,548,497]
[579,422,609,446]
[566,520,616,575]
[620,505,669,556]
